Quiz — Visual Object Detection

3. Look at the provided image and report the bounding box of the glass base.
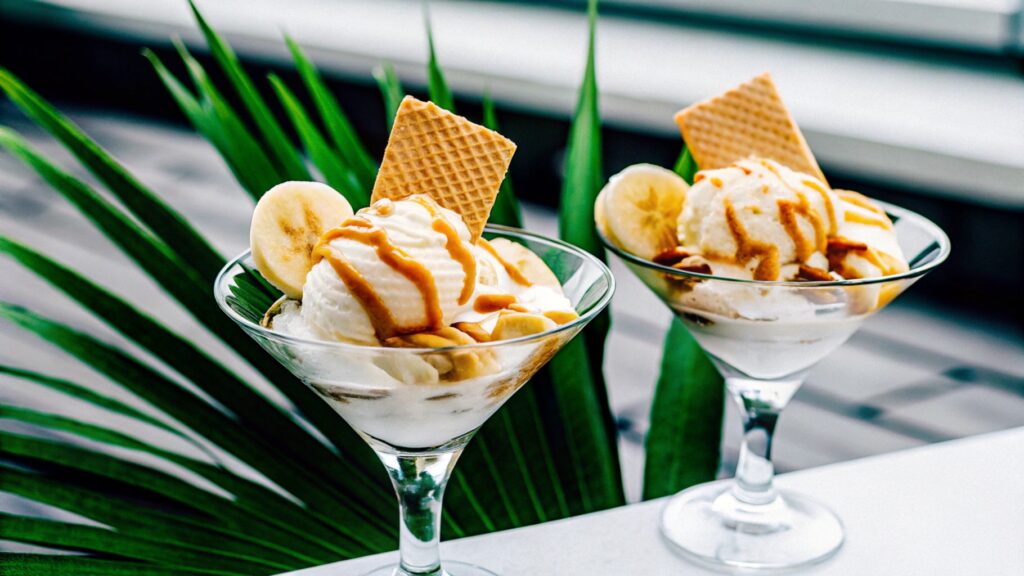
[362,560,499,576]
[661,483,844,572]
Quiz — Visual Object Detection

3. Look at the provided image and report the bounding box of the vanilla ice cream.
[272,194,575,346]
[675,159,907,283]
[261,194,579,448]
[677,158,841,281]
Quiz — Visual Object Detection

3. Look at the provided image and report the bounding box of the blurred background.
[1,0,1022,503]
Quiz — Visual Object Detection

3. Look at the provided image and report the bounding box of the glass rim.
[599,200,950,287]
[214,223,615,354]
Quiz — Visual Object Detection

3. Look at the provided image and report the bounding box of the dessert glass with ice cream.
[597,75,950,571]
[217,225,612,575]
[216,97,615,576]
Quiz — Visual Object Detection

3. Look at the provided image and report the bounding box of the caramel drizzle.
[835,190,892,230]
[758,160,827,257]
[474,293,517,314]
[477,238,533,286]
[844,210,893,229]
[314,218,442,340]
[313,243,401,341]
[722,198,780,280]
[408,195,477,305]
[837,190,886,215]
[801,178,838,235]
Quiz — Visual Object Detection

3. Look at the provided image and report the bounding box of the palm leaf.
[0,407,351,561]
[673,144,697,181]
[424,11,455,112]
[481,92,522,228]
[0,466,305,571]
[0,365,185,441]
[0,125,380,478]
[446,0,623,531]
[373,63,404,129]
[0,305,392,550]
[551,0,623,505]
[285,36,377,192]
[0,433,339,559]
[143,48,278,198]
[0,514,273,575]
[558,0,604,261]
[642,320,724,498]
[268,74,368,207]
[0,554,196,576]
[171,40,284,198]
[0,236,355,485]
[0,68,225,280]
[186,0,310,182]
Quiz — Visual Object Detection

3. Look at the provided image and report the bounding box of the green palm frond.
[144,47,281,197]
[425,8,456,112]
[269,74,367,206]
[482,91,522,227]
[1,554,196,576]
[0,68,225,279]
[187,0,310,182]
[374,62,405,129]
[285,35,377,192]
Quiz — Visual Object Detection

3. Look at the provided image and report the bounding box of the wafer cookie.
[674,73,826,183]
[371,96,516,240]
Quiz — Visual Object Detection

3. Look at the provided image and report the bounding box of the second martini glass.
[216,225,614,576]
[602,202,949,571]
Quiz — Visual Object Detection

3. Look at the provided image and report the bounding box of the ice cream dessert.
[265,191,574,347]
[596,73,907,288]
[248,96,578,448]
[595,74,910,378]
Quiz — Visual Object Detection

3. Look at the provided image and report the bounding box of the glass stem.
[733,408,779,505]
[714,376,801,528]
[378,449,462,576]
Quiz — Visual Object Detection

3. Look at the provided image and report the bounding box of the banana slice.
[487,238,561,291]
[594,187,615,244]
[492,312,557,340]
[250,181,354,299]
[600,164,688,259]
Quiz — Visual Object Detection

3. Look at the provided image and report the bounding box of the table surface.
[282,427,1024,575]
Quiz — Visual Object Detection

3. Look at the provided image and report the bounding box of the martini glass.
[215,225,614,576]
[601,201,949,571]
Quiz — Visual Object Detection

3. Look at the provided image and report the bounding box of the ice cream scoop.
[677,158,841,281]
[297,195,477,344]
[597,157,907,285]
[266,194,576,346]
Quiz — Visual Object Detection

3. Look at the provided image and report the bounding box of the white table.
[282,428,1024,575]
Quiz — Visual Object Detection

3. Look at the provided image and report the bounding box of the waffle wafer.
[371,96,516,240]
[674,73,826,183]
